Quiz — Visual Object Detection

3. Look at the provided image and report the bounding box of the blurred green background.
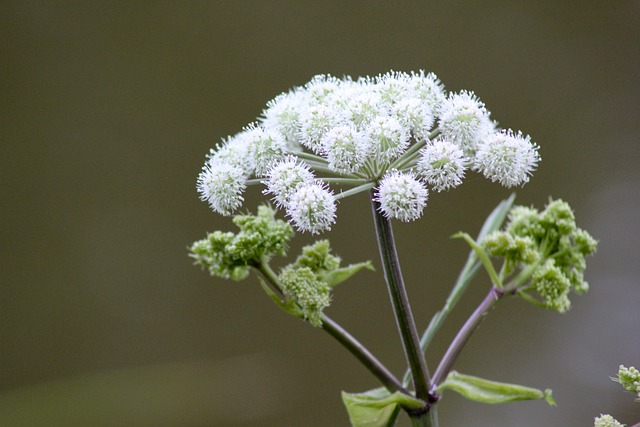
[2,2,639,426]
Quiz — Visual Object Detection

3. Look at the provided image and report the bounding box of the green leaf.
[320,261,375,288]
[341,388,424,427]
[478,193,516,240]
[454,232,502,288]
[437,371,556,406]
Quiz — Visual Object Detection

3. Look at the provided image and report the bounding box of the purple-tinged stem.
[432,287,504,387]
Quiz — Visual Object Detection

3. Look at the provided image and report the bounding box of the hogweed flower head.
[438,90,494,154]
[197,163,246,216]
[197,70,540,231]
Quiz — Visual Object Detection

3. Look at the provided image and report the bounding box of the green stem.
[293,150,330,164]
[403,262,481,386]
[255,261,284,296]
[318,177,369,185]
[408,404,438,427]
[334,182,376,201]
[404,193,516,387]
[370,190,433,403]
[254,261,407,395]
[322,315,409,395]
[388,138,427,171]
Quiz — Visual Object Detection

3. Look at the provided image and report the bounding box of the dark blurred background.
[2,2,639,426]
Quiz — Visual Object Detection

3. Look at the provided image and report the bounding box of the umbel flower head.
[198,70,541,231]
[481,199,598,312]
[189,205,293,280]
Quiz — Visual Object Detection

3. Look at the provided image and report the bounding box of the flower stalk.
[370,189,433,403]
[256,261,408,395]
[432,286,505,387]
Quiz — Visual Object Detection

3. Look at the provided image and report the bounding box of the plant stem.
[432,286,504,386]
[403,262,481,386]
[255,261,408,395]
[370,190,433,402]
[403,193,516,387]
[322,315,409,395]
[334,182,376,201]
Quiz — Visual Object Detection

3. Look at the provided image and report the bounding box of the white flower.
[438,90,494,154]
[375,171,428,222]
[243,124,288,176]
[206,133,253,175]
[366,115,410,163]
[261,88,310,149]
[346,87,384,127]
[197,162,246,216]
[304,74,344,104]
[298,104,344,154]
[286,181,337,234]
[408,70,446,114]
[392,97,435,141]
[473,130,540,187]
[374,71,413,105]
[263,156,315,207]
[417,139,466,192]
[321,124,369,174]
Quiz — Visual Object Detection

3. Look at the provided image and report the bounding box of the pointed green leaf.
[320,261,375,288]
[437,371,556,406]
[477,193,516,240]
[454,232,502,288]
[341,388,424,427]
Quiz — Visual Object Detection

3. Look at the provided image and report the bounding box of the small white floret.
[417,139,466,192]
[244,124,288,176]
[375,171,428,222]
[474,130,540,187]
[320,124,369,174]
[197,163,246,216]
[286,181,337,234]
[365,115,410,163]
[438,91,494,154]
[263,156,315,207]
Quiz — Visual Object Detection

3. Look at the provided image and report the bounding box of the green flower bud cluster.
[482,199,597,312]
[615,365,640,398]
[277,240,373,327]
[279,264,331,327]
[594,414,625,427]
[190,205,293,280]
[278,241,343,327]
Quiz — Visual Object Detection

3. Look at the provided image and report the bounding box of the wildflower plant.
[190,70,600,426]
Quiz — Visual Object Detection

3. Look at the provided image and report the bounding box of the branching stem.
[254,261,407,395]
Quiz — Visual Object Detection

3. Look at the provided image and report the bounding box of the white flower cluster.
[198,70,540,232]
